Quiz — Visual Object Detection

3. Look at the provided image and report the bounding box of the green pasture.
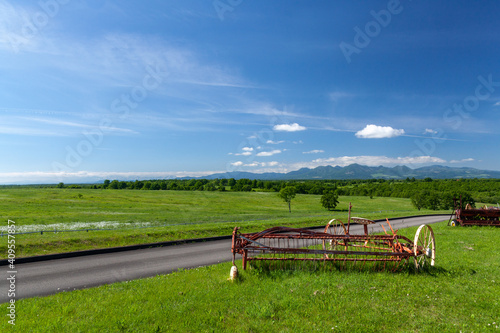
[1,222,498,332]
[0,188,449,258]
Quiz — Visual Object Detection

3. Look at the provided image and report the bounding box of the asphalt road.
[1,215,450,302]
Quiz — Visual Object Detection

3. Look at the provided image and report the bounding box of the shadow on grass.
[327,208,349,213]
[244,260,455,278]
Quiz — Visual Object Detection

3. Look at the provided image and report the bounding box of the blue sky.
[1,0,499,184]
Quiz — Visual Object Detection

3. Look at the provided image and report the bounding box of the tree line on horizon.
[53,177,500,209]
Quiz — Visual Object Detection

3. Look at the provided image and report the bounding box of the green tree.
[204,183,216,191]
[426,192,441,210]
[308,185,324,195]
[241,185,252,192]
[455,192,476,209]
[194,181,204,190]
[411,191,426,211]
[109,180,119,189]
[278,186,296,213]
[439,192,455,210]
[320,190,339,211]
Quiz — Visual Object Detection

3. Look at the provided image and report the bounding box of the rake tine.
[380,224,389,235]
[385,218,397,235]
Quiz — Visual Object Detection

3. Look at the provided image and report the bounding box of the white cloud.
[3,23,249,94]
[231,161,261,167]
[237,105,301,117]
[0,1,37,52]
[231,154,451,175]
[0,114,139,137]
[0,126,69,137]
[273,123,306,132]
[267,140,284,144]
[424,128,438,135]
[0,170,225,185]
[229,161,279,169]
[355,124,405,139]
[303,150,324,154]
[494,101,500,106]
[450,158,474,163]
[231,146,254,156]
[256,149,281,157]
[291,155,446,170]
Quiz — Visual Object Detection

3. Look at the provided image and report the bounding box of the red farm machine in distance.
[450,197,500,227]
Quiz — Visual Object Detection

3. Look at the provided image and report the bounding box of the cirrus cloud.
[355,124,405,139]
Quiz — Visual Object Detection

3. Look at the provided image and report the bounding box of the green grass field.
[1,222,498,332]
[0,188,449,258]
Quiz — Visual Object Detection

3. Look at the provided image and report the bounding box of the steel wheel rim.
[323,219,347,258]
[413,224,435,270]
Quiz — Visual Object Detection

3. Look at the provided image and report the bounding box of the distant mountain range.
[11,164,498,185]
[199,164,500,180]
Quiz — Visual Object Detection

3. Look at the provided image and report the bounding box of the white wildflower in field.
[0,221,152,232]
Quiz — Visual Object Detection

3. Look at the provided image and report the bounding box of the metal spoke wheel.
[413,224,435,270]
[323,219,347,257]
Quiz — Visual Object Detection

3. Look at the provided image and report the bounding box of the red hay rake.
[231,207,435,272]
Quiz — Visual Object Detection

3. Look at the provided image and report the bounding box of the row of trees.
[57,178,500,195]
[410,191,475,210]
[338,178,500,203]
[55,178,500,210]
[58,178,343,194]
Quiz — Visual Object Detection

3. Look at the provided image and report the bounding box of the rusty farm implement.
[450,197,500,227]
[231,208,435,272]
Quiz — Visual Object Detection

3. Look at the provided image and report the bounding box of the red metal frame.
[453,197,500,227]
[455,207,500,226]
[232,223,418,270]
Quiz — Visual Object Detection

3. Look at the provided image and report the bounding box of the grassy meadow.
[0,188,449,258]
[1,222,498,332]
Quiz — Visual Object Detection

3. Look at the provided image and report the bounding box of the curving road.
[0,215,450,302]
